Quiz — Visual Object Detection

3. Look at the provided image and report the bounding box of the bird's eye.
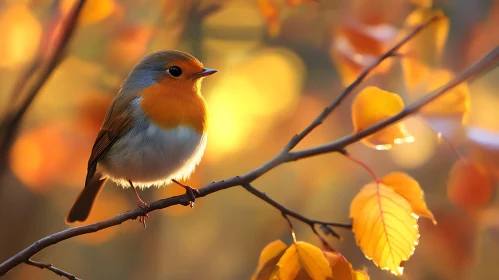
[167,66,182,77]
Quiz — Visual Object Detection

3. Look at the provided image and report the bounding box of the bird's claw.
[185,187,200,208]
[137,200,149,228]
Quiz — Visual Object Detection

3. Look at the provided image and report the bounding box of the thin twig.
[0,19,497,278]
[287,47,499,161]
[419,117,467,162]
[0,0,85,176]
[25,259,80,280]
[7,0,60,105]
[283,14,442,151]
[242,183,351,231]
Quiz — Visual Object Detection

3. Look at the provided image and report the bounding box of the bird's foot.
[136,199,149,228]
[172,179,200,208]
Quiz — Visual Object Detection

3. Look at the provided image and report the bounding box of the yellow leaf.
[420,69,470,121]
[354,270,370,280]
[252,240,288,280]
[402,8,449,63]
[381,172,437,224]
[350,183,419,275]
[275,241,332,280]
[352,86,414,150]
[401,57,470,134]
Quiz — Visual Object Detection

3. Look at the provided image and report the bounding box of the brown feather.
[66,91,138,223]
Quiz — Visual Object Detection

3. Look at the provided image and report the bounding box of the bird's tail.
[66,171,107,223]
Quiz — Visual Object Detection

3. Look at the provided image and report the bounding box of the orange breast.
[139,82,208,134]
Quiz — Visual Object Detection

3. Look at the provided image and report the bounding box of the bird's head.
[122,50,217,94]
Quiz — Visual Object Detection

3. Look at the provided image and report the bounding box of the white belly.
[98,120,207,189]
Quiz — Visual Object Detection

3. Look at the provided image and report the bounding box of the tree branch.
[1,16,497,278]
[241,183,352,237]
[287,46,499,161]
[1,46,496,277]
[0,0,86,177]
[284,14,442,151]
[25,259,80,280]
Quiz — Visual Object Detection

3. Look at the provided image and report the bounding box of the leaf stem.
[343,153,380,183]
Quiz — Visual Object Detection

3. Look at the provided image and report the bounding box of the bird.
[66,50,217,227]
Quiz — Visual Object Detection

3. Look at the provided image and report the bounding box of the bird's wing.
[85,92,139,186]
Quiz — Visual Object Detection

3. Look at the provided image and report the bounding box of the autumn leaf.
[350,183,419,275]
[447,158,494,211]
[273,241,332,280]
[420,69,471,120]
[252,240,288,280]
[401,58,470,120]
[352,86,414,150]
[401,58,470,138]
[381,172,436,224]
[323,250,370,280]
[401,8,449,63]
[330,21,397,86]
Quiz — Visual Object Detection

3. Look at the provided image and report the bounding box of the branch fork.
[1,9,498,280]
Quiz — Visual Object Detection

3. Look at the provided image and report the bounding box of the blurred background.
[0,0,498,279]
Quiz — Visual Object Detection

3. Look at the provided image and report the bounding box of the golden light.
[205,48,305,160]
[0,3,42,68]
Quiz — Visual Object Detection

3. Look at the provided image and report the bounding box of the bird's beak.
[193,68,218,78]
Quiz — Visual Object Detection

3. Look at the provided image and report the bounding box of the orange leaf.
[274,241,332,280]
[331,22,396,86]
[421,69,471,120]
[252,240,288,280]
[447,159,494,211]
[350,183,419,275]
[402,58,471,120]
[323,251,355,280]
[381,172,436,224]
[401,58,470,139]
[337,23,396,56]
[402,8,449,63]
[352,86,414,150]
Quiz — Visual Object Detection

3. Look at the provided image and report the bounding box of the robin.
[66,50,217,227]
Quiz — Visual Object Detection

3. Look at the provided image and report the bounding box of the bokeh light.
[205,47,305,159]
[0,3,42,68]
